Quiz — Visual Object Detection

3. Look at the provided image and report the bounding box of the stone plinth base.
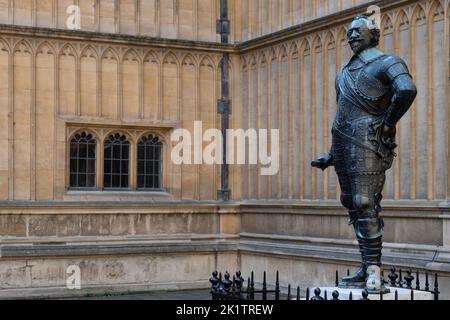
[319,287,433,300]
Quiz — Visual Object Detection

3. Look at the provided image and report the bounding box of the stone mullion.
[32,0,36,27]
[31,44,36,201]
[118,56,123,120]
[97,50,102,117]
[268,0,272,34]
[322,41,329,200]
[114,0,119,34]
[266,54,272,199]
[232,55,244,200]
[299,47,305,200]
[289,0,293,27]
[175,0,180,40]
[213,59,219,200]
[8,0,12,24]
[277,54,282,199]
[426,9,435,200]
[160,57,165,121]
[445,1,450,200]
[410,15,418,200]
[95,0,100,32]
[311,44,317,200]
[212,0,217,42]
[177,57,181,121]
[136,0,141,35]
[393,22,401,200]
[194,0,198,40]
[247,62,253,199]
[278,0,282,31]
[130,138,137,191]
[258,0,262,37]
[8,45,13,200]
[53,47,58,200]
[195,61,200,200]
[76,47,81,116]
[287,49,293,199]
[53,0,57,28]
[300,0,305,23]
[257,57,263,199]
[97,134,104,190]
[139,56,144,119]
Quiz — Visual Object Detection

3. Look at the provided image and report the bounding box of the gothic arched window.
[104,133,130,189]
[137,135,163,190]
[70,132,96,189]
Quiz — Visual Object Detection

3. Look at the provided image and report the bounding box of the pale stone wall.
[238,0,376,41]
[233,0,450,202]
[0,36,226,201]
[0,0,226,42]
[0,1,403,43]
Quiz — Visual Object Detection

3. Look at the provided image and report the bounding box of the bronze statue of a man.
[312,15,417,293]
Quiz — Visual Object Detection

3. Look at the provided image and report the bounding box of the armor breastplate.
[334,93,373,129]
[340,55,394,115]
[355,69,390,102]
[332,53,397,175]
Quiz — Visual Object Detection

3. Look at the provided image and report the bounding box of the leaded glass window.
[137,135,163,190]
[70,132,96,189]
[104,133,130,189]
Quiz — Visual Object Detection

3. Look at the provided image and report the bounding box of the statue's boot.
[355,216,390,294]
[339,238,367,288]
[339,211,367,288]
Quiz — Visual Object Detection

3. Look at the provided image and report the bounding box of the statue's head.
[347,15,380,54]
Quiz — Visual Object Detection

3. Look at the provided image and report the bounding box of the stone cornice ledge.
[236,0,420,52]
[239,238,450,273]
[0,0,419,54]
[0,200,447,216]
[0,240,238,258]
[0,23,235,53]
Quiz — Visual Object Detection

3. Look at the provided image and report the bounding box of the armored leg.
[352,174,385,266]
[338,174,367,288]
[352,174,389,293]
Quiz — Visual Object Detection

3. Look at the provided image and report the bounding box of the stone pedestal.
[319,287,433,301]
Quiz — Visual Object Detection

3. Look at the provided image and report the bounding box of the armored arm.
[383,60,418,127]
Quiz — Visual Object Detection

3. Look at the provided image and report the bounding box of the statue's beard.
[349,38,373,54]
[350,40,364,54]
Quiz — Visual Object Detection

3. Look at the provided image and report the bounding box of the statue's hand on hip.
[311,154,334,171]
[381,122,397,150]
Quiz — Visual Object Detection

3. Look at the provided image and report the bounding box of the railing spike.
[416,270,421,291]
[335,270,339,287]
[287,284,291,301]
[275,271,280,301]
[398,269,403,288]
[262,271,267,300]
[434,273,440,301]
